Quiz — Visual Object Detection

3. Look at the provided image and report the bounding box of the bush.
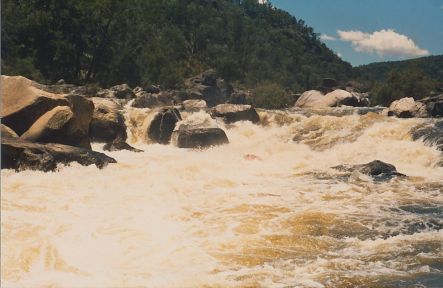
[251,81,293,109]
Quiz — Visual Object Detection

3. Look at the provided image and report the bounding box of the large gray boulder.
[388,97,428,118]
[211,104,260,124]
[20,106,74,142]
[171,127,229,148]
[143,107,182,144]
[89,97,127,143]
[294,90,324,108]
[1,75,70,135]
[2,138,116,172]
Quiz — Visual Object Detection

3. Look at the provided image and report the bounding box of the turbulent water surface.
[2,109,443,287]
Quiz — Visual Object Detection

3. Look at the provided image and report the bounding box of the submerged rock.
[332,160,405,181]
[211,104,260,124]
[171,127,229,148]
[2,138,116,172]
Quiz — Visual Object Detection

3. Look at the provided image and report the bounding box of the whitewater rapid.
[2,109,443,287]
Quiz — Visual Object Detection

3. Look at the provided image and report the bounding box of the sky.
[270,0,443,66]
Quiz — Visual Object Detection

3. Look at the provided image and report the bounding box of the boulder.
[132,91,176,108]
[332,160,405,181]
[182,99,208,111]
[211,104,260,124]
[294,90,324,108]
[2,138,116,172]
[132,86,145,95]
[143,107,182,144]
[183,70,233,107]
[109,84,135,99]
[411,121,443,151]
[388,97,428,118]
[171,127,229,148]
[1,75,70,135]
[418,94,443,118]
[1,124,18,138]
[20,106,74,142]
[89,97,127,142]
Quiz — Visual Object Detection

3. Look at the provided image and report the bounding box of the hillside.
[1,0,352,93]
[354,55,443,83]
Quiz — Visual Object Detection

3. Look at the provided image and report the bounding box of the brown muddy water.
[2,108,442,287]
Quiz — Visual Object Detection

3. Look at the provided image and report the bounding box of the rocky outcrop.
[211,104,260,124]
[1,75,71,135]
[183,69,233,107]
[227,90,248,104]
[332,160,405,181]
[294,90,324,108]
[171,127,229,148]
[295,89,369,108]
[142,107,182,144]
[1,124,19,138]
[388,97,428,118]
[89,97,127,143]
[131,91,176,108]
[417,94,443,118]
[411,121,443,151]
[2,138,116,172]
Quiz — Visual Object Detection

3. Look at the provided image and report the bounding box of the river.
[2,108,443,287]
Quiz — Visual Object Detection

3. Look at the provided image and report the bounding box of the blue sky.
[270,0,443,66]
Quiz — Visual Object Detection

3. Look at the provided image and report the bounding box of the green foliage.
[1,0,352,92]
[251,81,293,109]
[370,65,438,106]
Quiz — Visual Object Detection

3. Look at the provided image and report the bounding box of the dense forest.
[1,0,351,90]
[1,0,442,107]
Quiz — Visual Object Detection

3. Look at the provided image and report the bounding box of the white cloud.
[337,29,430,57]
[320,34,337,41]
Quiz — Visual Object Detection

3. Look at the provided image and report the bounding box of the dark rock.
[131,91,176,108]
[411,121,443,151]
[145,107,182,144]
[332,160,405,181]
[146,85,161,94]
[132,86,145,95]
[228,91,248,104]
[183,70,233,107]
[322,78,337,88]
[109,84,135,99]
[103,139,143,152]
[1,138,116,172]
[418,94,443,118]
[1,124,19,138]
[171,127,229,148]
[212,104,260,124]
[90,97,127,143]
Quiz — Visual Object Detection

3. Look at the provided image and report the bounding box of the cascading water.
[2,108,442,287]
